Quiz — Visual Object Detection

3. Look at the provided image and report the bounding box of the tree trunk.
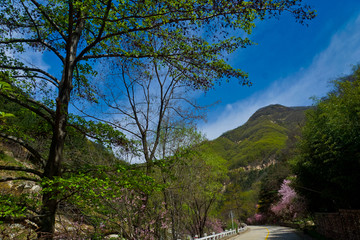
[37,93,70,239]
[37,15,83,238]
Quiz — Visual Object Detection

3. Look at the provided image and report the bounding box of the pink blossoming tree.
[271,179,306,221]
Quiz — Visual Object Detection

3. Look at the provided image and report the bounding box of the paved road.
[230,226,313,240]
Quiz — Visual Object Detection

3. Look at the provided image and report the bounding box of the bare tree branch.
[70,103,141,138]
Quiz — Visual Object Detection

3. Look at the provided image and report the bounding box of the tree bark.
[37,68,73,240]
[37,12,83,239]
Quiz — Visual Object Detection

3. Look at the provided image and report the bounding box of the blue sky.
[15,0,360,141]
[199,0,360,139]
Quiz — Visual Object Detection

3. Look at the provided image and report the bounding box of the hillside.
[204,104,311,223]
[202,104,309,169]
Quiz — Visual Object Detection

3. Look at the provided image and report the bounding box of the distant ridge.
[202,104,310,169]
[248,104,310,122]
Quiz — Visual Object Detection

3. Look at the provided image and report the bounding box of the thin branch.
[67,122,111,144]
[293,184,322,194]
[104,103,137,122]
[0,65,60,85]
[83,9,181,23]
[0,132,46,167]
[0,38,64,62]
[0,22,40,28]
[149,61,167,162]
[0,38,39,44]
[39,40,65,63]
[77,8,252,62]
[0,165,43,177]
[168,106,187,119]
[172,96,206,109]
[0,176,40,182]
[83,25,97,39]
[20,0,41,40]
[56,188,81,204]
[75,21,165,62]
[123,66,144,136]
[0,93,54,126]
[79,53,130,60]
[95,0,112,41]
[74,0,113,64]
[29,0,67,40]
[9,91,54,117]
[12,74,59,88]
[70,103,141,138]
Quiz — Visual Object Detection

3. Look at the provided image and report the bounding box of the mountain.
[201,104,310,170]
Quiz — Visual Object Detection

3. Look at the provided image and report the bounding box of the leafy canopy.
[293,66,360,212]
[0,0,315,95]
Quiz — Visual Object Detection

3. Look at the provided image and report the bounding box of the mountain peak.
[218,103,310,144]
[208,104,309,169]
[248,104,290,122]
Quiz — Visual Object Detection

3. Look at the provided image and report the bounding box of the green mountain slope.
[202,104,310,222]
[205,104,309,169]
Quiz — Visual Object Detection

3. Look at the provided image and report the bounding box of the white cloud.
[201,14,360,139]
[20,50,51,72]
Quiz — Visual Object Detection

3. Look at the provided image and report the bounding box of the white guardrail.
[192,225,247,240]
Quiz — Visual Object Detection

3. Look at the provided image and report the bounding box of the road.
[230,226,313,240]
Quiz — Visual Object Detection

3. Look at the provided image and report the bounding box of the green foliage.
[68,114,131,148]
[257,163,292,217]
[230,127,287,168]
[293,66,360,212]
[0,91,124,168]
[0,112,14,119]
[204,105,309,224]
[155,144,229,237]
[0,194,28,219]
[42,164,161,204]
[0,0,315,236]
[203,105,307,169]
[220,181,259,223]
[0,152,42,225]
[0,97,52,140]
[40,163,164,238]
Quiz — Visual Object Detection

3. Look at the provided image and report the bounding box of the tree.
[172,150,228,238]
[293,66,360,212]
[84,55,213,239]
[221,181,259,225]
[150,127,207,240]
[0,0,315,238]
[88,57,208,167]
[257,162,291,220]
[270,179,306,221]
